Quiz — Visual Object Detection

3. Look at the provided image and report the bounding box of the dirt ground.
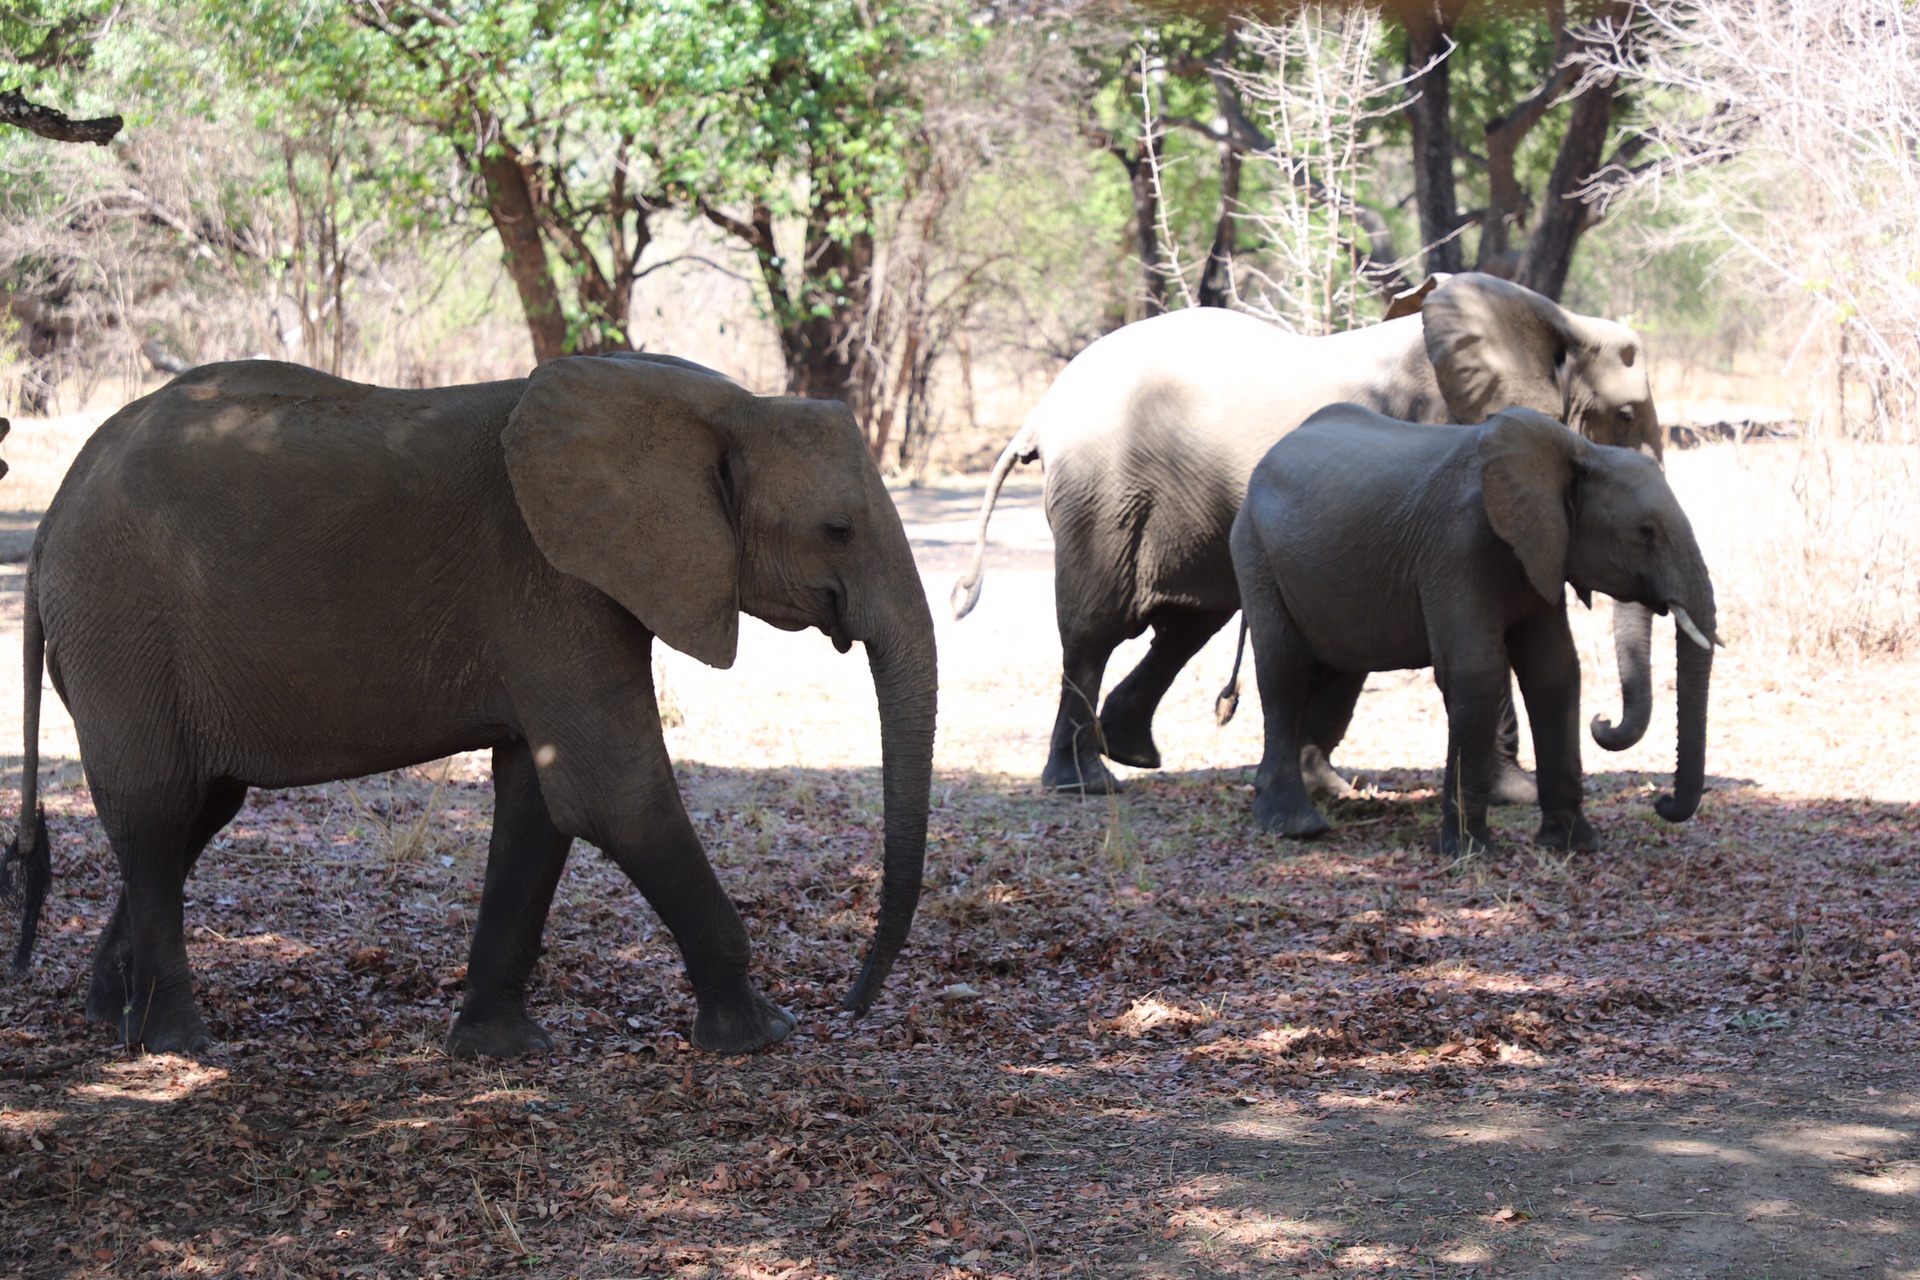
[0,431,1916,1279]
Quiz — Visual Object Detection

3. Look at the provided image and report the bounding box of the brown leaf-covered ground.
[2,440,1917,1279]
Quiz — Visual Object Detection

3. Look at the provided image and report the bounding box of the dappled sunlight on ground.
[0,447,1914,1277]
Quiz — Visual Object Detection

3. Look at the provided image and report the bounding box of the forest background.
[5,0,1917,467]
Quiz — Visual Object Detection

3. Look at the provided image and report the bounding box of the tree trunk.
[1125,143,1169,320]
[782,221,872,413]
[1199,145,1241,309]
[1517,2,1630,302]
[1403,8,1463,276]
[478,145,569,363]
[1515,76,1615,301]
[1476,2,1579,279]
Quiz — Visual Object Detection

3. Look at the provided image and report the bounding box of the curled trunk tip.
[1592,600,1653,752]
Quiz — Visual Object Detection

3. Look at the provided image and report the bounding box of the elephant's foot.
[1300,745,1355,799]
[1041,753,1124,795]
[86,956,211,1055]
[691,991,797,1056]
[445,1009,558,1060]
[1534,812,1600,853]
[1252,789,1330,839]
[83,952,132,1029]
[1096,708,1160,770]
[90,993,211,1056]
[1491,759,1538,807]
[1433,823,1497,861]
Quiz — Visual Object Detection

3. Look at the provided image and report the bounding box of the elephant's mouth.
[744,585,854,652]
[812,583,854,653]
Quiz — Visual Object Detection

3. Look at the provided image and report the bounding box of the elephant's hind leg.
[1240,576,1330,838]
[1301,671,1368,798]
[1043,622,1125,794]
[85,778,246,1037]
[1098,607,1235,769]
[1491,679,1540,807]
[448,739,575,1060]
[86,776,247,1055]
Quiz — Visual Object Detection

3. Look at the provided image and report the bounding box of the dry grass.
[1666,438,1920,659]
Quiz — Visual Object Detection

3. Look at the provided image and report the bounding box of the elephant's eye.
[1638,521,1657,543]
[823,517,855,545]
[1617,404,1638,424]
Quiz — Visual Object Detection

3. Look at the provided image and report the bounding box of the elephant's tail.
[948,423,1039,620]
[2,569,50,975]
[1215,614,1249,726]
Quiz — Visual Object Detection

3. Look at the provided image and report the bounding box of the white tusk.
[1672,604,1713,651]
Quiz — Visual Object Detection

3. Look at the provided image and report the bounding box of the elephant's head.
[1423,272,1665,751]
[502,352,937,1012]
[1422,273,1661,462]
[1479,409,1717,824]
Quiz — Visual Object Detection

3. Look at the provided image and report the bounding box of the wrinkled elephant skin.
[952,274,1664,794]
[3,353,938,1059]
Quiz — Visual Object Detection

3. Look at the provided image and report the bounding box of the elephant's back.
[41,362,523,524]
[1030,310,1435,618]
[31,364,536,775]
[1244,411,1473,671]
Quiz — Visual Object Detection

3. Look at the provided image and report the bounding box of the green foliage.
[1,0,114,78]
[185,0,976,364]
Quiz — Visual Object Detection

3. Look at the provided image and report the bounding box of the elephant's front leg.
[1508,611,1598,852]
[513,656,796,1054]
[598,777,796,1054]
[447,739,575,1060]
[1434,658,1507,858]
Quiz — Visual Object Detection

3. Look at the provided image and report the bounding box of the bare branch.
[0,87,121,145]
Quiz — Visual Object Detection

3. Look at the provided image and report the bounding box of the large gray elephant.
[1231,406,1715,854]
[0,352,937,1058]
[952,273,1663,794]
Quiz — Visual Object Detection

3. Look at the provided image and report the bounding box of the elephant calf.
[1229,405,1715,854]
[0,353,938,1058]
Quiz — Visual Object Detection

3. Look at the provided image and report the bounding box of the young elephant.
[1229,406,1716,854]
[0,353,938,1059]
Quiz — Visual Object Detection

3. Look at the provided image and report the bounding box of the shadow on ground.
[0,758,1914,1278]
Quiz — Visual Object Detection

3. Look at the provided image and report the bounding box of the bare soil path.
[0,440,1915,1279]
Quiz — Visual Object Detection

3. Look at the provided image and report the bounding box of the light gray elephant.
[0,352,937,1059]
[952,273,1663,793]
[1232,406,1715,854]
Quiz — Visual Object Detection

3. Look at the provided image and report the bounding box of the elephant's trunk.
[1653,552,1716,823]
[1591,600,1654,751]
[1654,623,1712,822]
[842,576,938,1013]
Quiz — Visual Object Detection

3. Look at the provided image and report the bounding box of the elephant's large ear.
[1383,273,1446,322]
[503,355,746,669]
[1479,409,1588,605]
[1424,273,1572,424]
